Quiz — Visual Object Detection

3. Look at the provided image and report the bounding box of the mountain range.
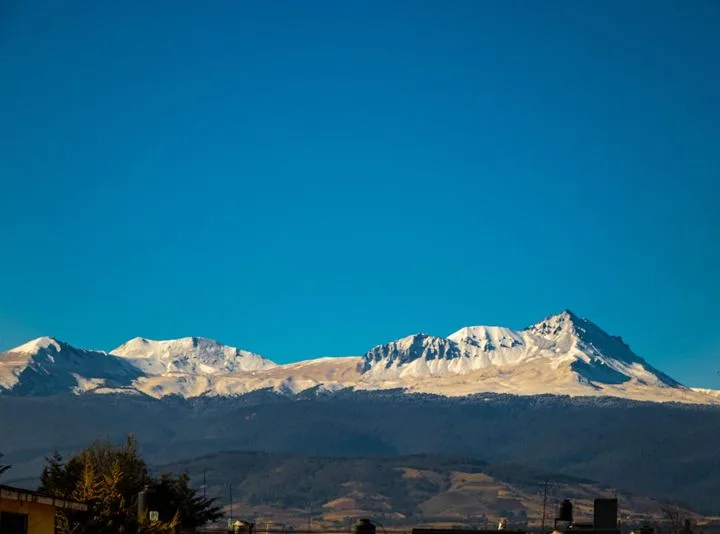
[0,310,715,404]
[3,309,720,518]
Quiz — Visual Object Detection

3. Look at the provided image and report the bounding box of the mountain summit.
[362,310,683,392]
[0,337,141,395]
[111,336,276,375]
[525,310,680,388]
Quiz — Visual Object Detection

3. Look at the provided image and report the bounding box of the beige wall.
[0,498,56,534]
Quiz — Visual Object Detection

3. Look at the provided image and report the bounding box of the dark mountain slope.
[1,391,719,512]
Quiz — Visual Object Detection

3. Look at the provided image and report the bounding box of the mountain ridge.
[0,336,142,395]
[154,450,693,527]
[111,335,275,375]
[0,310,716,403]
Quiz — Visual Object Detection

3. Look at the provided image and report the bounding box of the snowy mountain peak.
[526,309,579,338]
[360,334,464,373]
[0,338,140,395]
[8,336,64,354]
[111,336,276,375]
[357,310,685,394]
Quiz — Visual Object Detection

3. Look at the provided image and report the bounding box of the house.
[0,484,87,534]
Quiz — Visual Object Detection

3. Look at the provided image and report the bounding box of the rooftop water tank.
[351,519,376,534]
[594,498,618,530]
[557,499,574,523]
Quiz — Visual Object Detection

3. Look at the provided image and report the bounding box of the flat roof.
[412,530,526,534]
[0,485,88,512]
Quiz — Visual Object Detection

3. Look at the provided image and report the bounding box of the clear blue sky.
[1,1,718,386]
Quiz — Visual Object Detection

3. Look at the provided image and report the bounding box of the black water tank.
[594,498,618,529]
[557,500,573,523]
[351,519,376,534]
[137,486,151,520]
[137,486,160,522]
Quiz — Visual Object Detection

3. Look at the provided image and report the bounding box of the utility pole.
[541,478,548,534]
[229,484,234,525]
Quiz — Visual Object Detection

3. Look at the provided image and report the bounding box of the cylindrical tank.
[557,499,573,523]
[137,488,147,519]
[351,518,376,534]
[137,485,156,520]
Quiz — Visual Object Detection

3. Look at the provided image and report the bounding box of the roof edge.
[0,484,88,511]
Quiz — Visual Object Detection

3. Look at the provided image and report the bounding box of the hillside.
[158,451,694,528]
[2,392,720,513]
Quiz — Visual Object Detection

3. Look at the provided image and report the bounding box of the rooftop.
[0,484,88,512]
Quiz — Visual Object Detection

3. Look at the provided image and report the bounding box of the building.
[0,484,87,534]
[553,498,620,534]
[412,529,526,534]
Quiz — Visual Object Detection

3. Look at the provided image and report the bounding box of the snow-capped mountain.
[111,336,276,375]
[0,337,142,395]
[361,310,683,393]
[0,310,717,404]
[0,336,276,397]
[522,310,680,388]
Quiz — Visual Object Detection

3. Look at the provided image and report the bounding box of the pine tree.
[151,472,222,527]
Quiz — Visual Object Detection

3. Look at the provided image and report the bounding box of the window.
[0,511,28,534]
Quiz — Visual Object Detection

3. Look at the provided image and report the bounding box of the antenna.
[229,483,233,525]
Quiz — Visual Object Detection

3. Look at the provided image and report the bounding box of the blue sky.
[1,1,718,386]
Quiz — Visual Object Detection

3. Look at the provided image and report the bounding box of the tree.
[660,503,693,534]
[39,451,75,496]
[0,452,10,480]
[151,473,222,528]
[39,435,221,533]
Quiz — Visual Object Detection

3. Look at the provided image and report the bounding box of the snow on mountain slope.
[361,310,687,395]
[0,337,142,395]
[2,310,716,404]
[358,358,714,404]
[448,326,528,367]
[130,356,363,398]
[692,387,720,398]
[524,310,680,388]
[111,336,276,375]
[361,334,466,376]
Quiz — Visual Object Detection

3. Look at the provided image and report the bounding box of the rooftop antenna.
[229,483,233,526]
